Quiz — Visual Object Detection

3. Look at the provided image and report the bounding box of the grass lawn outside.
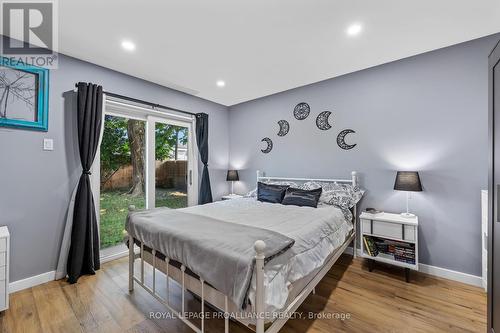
[99,188,187,249]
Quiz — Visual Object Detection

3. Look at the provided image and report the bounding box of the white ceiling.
[13,1,500,105]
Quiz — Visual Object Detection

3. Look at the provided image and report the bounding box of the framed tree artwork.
[0,57,49,131]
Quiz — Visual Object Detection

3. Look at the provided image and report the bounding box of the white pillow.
[244,188,257,198]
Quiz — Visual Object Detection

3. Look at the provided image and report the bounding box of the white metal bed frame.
[128,170,358,333]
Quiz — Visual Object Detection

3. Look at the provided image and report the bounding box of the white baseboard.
[9,252,129,293]
[9,270,56,293]
[100,250,128,264]
[418,263,483,287]
[344,247,482,287]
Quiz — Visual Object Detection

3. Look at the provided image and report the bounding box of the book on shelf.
[364,236,416,263]
[363,236,372,256]
[363,236,379,257]
[394,256,416,264]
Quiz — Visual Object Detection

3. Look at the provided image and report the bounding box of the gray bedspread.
[125,207,295,309]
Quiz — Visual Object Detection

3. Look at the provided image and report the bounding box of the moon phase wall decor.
[261,137,273,153]
[337,129,357,150]
[293,102,310,120]
[316,111,332,130]
[277,120,290,136]
[260,102,358,153]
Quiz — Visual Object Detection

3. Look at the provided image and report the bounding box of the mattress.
[179,197,353,313]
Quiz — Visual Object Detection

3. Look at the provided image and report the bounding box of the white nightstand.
[360,212,418,282]
[0,226,9,312]
[221,194,243,200]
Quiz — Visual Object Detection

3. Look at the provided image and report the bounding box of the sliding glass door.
[146,115,197,209]
[99,114,146,254]
[153,122,189,209]
[95,98,197,260]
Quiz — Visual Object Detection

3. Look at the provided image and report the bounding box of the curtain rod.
[74,84,197,117]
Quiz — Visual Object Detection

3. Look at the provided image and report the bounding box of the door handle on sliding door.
[189,170,193,186]
[496,184,500,223]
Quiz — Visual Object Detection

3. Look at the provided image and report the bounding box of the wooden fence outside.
[102,160,187,191]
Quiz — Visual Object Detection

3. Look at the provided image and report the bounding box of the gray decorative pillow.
[300,181,337,192]
[257,182,289,203]
[301,181,364,208]
[282,187,322,208]
[350,185,364,206]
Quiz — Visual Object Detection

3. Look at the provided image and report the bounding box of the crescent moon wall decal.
[261,137,273,153]
[277,120,290,136]
[337,129,357,150]
[293,102,310,120]
[316,111,332,130]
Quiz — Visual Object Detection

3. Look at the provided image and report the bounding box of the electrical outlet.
[43,138,54,151]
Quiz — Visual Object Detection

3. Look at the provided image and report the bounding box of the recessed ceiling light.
[216,80,226,87]
[121,40,136,51]
[346,23,363,36]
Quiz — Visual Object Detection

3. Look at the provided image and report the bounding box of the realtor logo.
[1,0,58,67]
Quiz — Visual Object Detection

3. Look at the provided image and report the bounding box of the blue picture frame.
[0,57,49,131]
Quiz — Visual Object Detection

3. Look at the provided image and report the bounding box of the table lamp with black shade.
[226,170,239,195]
[394,171,422,217]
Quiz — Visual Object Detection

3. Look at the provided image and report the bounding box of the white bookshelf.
[360,212,418,282]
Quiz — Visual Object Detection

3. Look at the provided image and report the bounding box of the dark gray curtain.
[196,113,213,204]
[67,82,103,283]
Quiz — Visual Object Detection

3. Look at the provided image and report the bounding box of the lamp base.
[400,212,416,218]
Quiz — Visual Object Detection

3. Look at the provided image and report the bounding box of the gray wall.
[0,48,229,282]
[229,34,500,276]
[1,33,497,281]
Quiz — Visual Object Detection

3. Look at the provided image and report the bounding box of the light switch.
[43,138,54,151]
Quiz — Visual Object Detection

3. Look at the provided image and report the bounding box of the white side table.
[360,212,418,282]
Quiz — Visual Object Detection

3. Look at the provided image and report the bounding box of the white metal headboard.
[256,170,358,187]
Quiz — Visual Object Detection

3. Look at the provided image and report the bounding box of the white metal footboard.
[128,231,354,333]
[128,230,267,333]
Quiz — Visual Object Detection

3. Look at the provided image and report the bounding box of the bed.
[126,171,359,333]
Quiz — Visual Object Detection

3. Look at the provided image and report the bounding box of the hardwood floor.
[0,255,486,333]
